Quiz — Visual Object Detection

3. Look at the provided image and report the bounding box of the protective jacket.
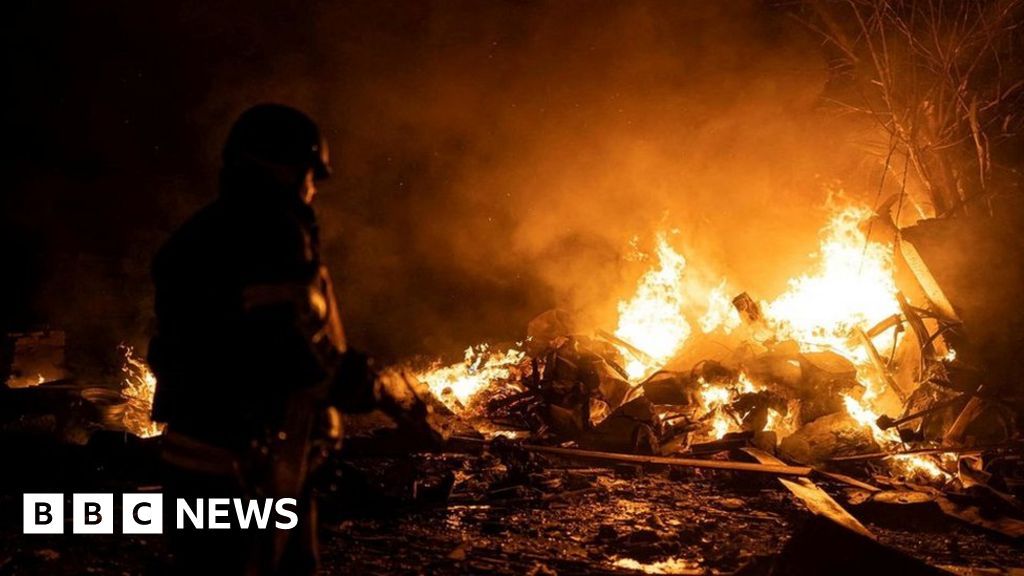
[148,173,375,453]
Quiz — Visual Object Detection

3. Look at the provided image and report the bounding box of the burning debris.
[117,344,163,438]
[4,0,1023,572]
[6,202,1019,574]
[410,203,1024,553]
[0,336,163,442]
[613,232,692,380]
[418,344,528,416]
[1,330,69,388]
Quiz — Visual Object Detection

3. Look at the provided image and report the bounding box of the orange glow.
[415,344,526,415]
[613,233,691,380]
[416,204,946,482]
[699,281,741,335]
[695,372,788,441]
[754,207,942,480]
[763,206,900,364]
[119,344,164,438]
[765,406,795,438]
[842,394,948,481]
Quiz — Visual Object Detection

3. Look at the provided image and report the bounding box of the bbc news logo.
[23,494,298,534]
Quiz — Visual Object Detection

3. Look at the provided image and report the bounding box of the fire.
[118,344,164,438]
[891,454,950,480]
[736,372,758,394]
[943,347,957,362]
[753,206,946,480]
[414,203,948,483]
[699,281,741,335]
[763,206,900,363]
[710,410,732,440]
[700,381,733,407]
[611,556,700,574]
[696,372,791,440]
[842,394,895,442]
[614,233,691,379]
[842,394,949,481]
[415,344,526,414]
[699,379,735,440]
[764,407,793,437]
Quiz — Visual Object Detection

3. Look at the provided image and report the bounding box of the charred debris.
[4,206,1024,573]
[388,206,1024,572]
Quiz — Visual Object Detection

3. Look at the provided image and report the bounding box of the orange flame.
[414,204,948,482]
[757,206,943,481]
[763,206,900,363]
[695,373,794,441]
[842,394,949,481]
[699,281,741,335]
[613,233,691,380]
[415,344,526,415]
[118,344,164,438]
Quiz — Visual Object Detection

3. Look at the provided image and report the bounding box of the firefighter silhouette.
[149,104,445,575]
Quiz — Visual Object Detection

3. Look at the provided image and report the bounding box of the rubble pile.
[2,204,1023,572]
[412,204,1024,556]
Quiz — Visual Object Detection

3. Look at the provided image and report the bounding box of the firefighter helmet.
[223,104,331,180]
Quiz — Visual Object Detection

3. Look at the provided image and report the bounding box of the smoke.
[304,1,871,358]
[6,0,883,364]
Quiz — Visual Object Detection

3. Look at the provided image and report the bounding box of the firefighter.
[148,104,444,575]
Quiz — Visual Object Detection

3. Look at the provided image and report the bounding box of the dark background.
[2,1,880,369]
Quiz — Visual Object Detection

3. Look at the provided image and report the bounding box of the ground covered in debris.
[318,452,1024,575]
[4,440,1020,576]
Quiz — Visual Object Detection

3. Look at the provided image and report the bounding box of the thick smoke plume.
[5,1,885,364]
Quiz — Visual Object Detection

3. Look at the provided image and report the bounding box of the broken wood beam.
[896,291,937,359]
[448,436,811,476]
[525,444,813,476]
[943,393,987,446]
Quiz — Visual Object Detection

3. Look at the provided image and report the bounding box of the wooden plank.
[520,443,812,476]
[447,437,811,476]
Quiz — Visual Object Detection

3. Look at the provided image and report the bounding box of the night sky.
[4,1,875,368]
